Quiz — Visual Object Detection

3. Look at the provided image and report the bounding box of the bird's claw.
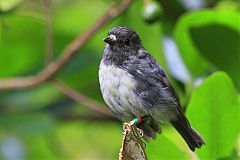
[136,127,144,138]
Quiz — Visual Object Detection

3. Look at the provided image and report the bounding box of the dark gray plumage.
[98,26,205,151]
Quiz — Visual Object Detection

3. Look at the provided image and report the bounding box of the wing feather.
[122,49,181,108]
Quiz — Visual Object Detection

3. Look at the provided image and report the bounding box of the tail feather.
[171,120,205,151]
[136,113,205,151]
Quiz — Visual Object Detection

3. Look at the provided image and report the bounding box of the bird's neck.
[102,45,133,66]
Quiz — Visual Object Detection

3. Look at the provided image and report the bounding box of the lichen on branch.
[119,122,147,160]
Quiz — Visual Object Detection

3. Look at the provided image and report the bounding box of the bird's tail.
[171,118,205,151]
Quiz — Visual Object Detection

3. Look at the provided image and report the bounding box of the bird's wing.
[122,49,181,108]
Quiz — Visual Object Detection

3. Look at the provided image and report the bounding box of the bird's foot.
[136,127,144,138]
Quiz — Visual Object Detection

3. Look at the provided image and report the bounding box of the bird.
[98,26,205,151]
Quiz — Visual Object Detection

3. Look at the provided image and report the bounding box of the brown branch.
[43,0,53,64]
[0,0,133,90]
[143,0,150,5]
[119,123,147,160]
[53,80,114,118]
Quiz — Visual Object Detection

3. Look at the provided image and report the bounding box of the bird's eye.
[124,39,130,45]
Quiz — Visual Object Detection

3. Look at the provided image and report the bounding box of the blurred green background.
[0,0,239,159]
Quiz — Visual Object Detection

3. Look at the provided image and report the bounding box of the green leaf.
[0,0,24,12]
[186,72,240,159]
[146,135,187,160]
[174,10,240,90]
[215,1,240,11]
[190,23,240,91]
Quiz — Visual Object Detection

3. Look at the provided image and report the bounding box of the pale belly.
[98,62,146,121]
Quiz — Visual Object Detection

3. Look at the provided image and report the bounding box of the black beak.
[103,35,117,45]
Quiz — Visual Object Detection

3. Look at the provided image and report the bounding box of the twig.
[0,0,133,90]
[143,0,150,5]
[53,80,114,117]
[43,0,53,64]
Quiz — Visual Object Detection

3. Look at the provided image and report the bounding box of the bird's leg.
[129,117,147,138]
[122,117,148,149]
[129,115,148,125]
[129,117,143,125]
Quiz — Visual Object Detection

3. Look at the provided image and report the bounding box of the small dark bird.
[99,27,205,151]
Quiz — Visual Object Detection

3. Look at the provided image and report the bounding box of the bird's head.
[103,27,142,51]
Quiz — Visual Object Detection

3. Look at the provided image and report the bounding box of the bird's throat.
[102,46,129,67]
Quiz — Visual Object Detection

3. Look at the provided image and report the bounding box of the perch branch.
[53,80,114,117]
[0,0,133,90]
[119,122,147,160]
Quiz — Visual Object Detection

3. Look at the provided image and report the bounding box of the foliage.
[186,72,239,159]
[0,0,239,159]
[174,9,240,90]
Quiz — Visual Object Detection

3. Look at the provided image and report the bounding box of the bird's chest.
[98,62,144,120]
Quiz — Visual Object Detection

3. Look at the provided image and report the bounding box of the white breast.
[98,61,145,121]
